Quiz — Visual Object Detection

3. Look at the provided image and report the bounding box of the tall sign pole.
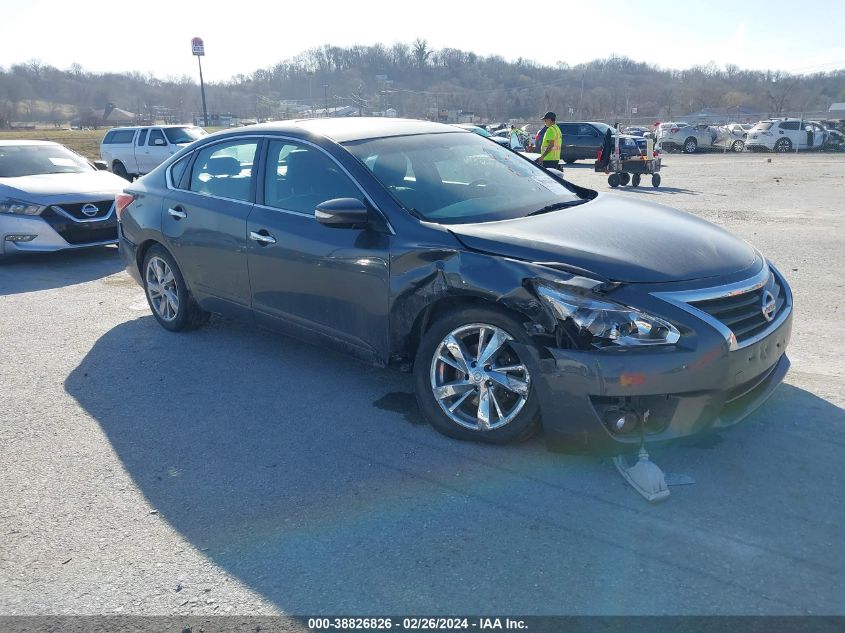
[192,37,209,127]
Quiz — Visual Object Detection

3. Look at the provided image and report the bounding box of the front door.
[247,139,390,362]
[161,138,259,310]
[138,128,171,173]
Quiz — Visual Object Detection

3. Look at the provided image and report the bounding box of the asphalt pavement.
[1,152,843,616]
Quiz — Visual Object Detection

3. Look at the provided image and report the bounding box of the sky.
[1,0,844,82]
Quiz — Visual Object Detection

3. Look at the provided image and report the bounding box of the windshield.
[163,126,207,144]
[0,144,92,177]
[344,131,581,224]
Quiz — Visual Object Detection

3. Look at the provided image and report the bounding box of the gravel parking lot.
[1,152,843,616]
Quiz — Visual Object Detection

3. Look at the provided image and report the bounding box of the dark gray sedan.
[117,119,792,453]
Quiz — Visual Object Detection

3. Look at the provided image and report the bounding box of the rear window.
[754,122,775,131]
[103,130,136,144]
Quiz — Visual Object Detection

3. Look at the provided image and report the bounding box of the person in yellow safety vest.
[535,111,562,171]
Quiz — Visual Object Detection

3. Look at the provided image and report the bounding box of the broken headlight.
[536,284,680,347]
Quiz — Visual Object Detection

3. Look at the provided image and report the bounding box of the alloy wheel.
[145,256,180,322]
[430,323,531,432]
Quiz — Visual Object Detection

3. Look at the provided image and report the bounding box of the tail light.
[115,193,136,221]
[653,149,659,157]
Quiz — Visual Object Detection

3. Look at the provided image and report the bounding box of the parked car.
[453,124,510,147]
[0,140,127,260]
[656,122,716,153]
[118,118,792,453]
[622,126,651,137]
[100,125,207,180]
[745,119,827,152]
[711,123,753,152]
[544,122,645,163]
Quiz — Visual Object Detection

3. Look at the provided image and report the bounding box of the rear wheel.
[414,307,540,444]
[142,245,209,332]
[631,173,641,187]
[112,161,130,180]
[652,173,661,188]
[608,173,621,187]
[732,140,745,152]
[683,137,698,153]
[619,172,630,186]
[774,138,792,153]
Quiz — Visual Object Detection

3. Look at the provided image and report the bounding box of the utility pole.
[324,84,329,117]
[191,37,209,127]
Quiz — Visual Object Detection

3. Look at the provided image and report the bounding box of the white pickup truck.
[99,125,206,180]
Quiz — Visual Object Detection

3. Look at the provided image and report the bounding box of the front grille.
[688,270,788,344]
[40,209,117,245]
[50,200,114,220]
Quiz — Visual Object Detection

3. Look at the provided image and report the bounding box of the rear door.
[246,138,390,362]
[161,137,259,311]
[558,124,577,159]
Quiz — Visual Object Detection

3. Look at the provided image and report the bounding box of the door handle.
[168,207,187,219]
[250,230,276,245]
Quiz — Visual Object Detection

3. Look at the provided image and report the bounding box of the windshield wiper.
[526,199,588,216]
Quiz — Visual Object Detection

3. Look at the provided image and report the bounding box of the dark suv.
[117,119,792,454]
[555,122,642,163]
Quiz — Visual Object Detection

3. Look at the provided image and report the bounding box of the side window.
[169,154,191,189]
[558,124,577,135]
[107,130,136,144]
[263,140,360,215]
[137,129,148,146]
[103,131,115,144]
[189,141,257,201]
[148,129,165,146]
[780,121,800,131]
[577,124,594,136]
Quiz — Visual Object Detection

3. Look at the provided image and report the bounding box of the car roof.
[0,139,62,147]
[107,125,200,130]
[215,117,466,143]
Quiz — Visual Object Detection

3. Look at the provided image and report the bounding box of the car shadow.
[64,316,845,614]
[0,245,123,295]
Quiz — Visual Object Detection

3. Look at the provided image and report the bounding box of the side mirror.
[315,198,370,229]
[92,160,109,171]
[153,138,166,146]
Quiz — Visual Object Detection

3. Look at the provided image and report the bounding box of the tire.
[608,173,621,187]
[732,140,745,153]
[652,173,661,188]
[774,138,792,153]
[683,137,698,153]
[619,172,630,186]
[564,158,576,164]
[112,161,130,181]
[142,244,210,332]
[631,173,641,187]
[413,306,540,444]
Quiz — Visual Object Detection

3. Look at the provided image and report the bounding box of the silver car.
[656,122,716,153]
[0,140,127,260]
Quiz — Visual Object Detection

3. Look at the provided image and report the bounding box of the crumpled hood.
[0,171,128,204]
[448,193,757,283]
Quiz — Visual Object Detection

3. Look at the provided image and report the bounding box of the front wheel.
[631,173,641,187]
[732,140,745,152]
[619,172,630,186]
[414,307,540,444]
[652,173,661,188]
[143,245,210,332]
[684,137,698,153]
[608,173,621,187]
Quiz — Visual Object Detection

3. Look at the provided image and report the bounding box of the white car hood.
[0,171,127,203]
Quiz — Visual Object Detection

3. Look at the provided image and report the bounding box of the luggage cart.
[596,154,662,188]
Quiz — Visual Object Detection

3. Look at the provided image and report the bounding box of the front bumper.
[515,304,792,455]
[0,213,117,256]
